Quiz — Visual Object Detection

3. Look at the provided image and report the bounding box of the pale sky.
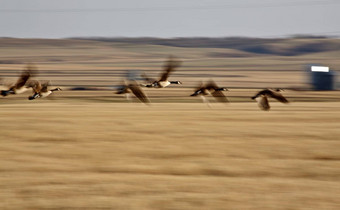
[1,0,339,38]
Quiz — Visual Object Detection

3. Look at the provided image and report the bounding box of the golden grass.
[0,101,340,209]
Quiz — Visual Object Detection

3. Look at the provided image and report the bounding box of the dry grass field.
[1,102,340,209]
[0,38,340,209]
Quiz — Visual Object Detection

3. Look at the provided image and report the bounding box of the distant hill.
[71,36,340,56]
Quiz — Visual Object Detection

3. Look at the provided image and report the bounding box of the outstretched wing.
[159,56,181,81]
[251,89,270,99]
[14,70,31,89]
[211,90,228,103]
[27,80,42,93]
[256,96,270,111]
[129,81,150,104]
[14,64,38,89]
[267,91,289,103]
[205,80,219,91]
[40,81,50,93]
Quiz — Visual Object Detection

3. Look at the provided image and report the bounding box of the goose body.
[13,86,31,94]
[251,89,288,111]
[40,90,53,98]
[158,80,171,88]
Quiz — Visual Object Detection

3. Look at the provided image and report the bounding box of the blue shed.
[307,66,336,90]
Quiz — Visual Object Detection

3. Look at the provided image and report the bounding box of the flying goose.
[251,88,288,111]
[191,80,228,105]
[116,80,150,104]
[28,80,61,100]
[142,56,182,88]
[1,65,35,96]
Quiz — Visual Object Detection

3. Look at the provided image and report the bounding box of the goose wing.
[211,90,228,103]
[14,64,37,89]
[159,57,181,81]
[256,96,270,111]
[267,91,289,103]
[28,80,42,93]
[251,89,272,99]
[40,81,50,93]
[205,80,219,91]
[129,81,150,104]
[14,69,31,89]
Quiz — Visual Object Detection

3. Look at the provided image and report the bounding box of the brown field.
[1,102,340,209]
[0,38,340,209]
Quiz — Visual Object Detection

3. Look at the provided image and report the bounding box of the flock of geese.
[0,65,62,100]
[0,58,289,111]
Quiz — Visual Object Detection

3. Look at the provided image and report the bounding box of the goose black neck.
[28,93,40,100]
[50,88,60,92]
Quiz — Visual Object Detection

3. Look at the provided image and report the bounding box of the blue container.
[310,71,335,90]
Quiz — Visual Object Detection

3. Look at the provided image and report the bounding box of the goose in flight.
[28,80,61,100]
[251,89,289,111]
[116,80,150,104]
[191,80,228,105]
[1,65,35,96]
[142,56,182,88]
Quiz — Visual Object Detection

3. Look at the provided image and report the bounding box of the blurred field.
[1,102,340,209]
[1,38,340,209]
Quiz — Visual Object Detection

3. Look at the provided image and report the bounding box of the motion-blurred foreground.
[1,37,340,209]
